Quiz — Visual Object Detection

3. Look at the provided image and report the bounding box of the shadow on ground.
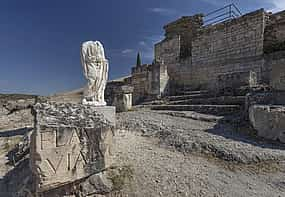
[205,114,285,151]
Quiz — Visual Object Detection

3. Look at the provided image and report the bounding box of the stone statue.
[81,41,109,105]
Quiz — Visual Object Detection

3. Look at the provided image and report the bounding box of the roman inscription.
[41,128,56,150]
[56,128,80,147]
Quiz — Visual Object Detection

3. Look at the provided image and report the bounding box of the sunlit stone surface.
[81,41,109,106]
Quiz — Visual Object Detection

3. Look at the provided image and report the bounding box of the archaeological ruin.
[126,8,285,101]
[2,4,285,197]
[112,6,285,143]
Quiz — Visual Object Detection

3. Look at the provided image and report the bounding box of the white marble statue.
[81,41,109,106]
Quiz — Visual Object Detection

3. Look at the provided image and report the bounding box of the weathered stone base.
[30,102,115,196]
[249,105,285,143]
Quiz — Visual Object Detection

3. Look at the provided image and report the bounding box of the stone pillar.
[113,85,134,112]
[30,102,115,196]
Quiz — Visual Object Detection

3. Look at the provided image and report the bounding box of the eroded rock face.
[249,105,285,143]
[30,102,115,196]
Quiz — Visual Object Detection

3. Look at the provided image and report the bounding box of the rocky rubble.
[117,110,285,164]
[0,94,36,130]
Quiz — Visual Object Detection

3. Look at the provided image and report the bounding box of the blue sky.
[0,0,283,95]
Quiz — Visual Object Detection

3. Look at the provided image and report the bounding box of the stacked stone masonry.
[129,8,285,102]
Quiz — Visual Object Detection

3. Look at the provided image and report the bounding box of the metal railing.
[203,4,242,26]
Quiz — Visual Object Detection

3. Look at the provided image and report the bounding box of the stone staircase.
[140,90,245,116]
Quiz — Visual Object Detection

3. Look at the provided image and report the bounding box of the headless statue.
[81,41,108,106]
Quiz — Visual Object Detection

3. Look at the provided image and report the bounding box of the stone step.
[167,93,211,101]
[175,90,209,95]
[145,104,241,115]
[141,100,165,105]
[168,96,245,105]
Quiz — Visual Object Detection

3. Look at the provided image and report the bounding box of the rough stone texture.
[111,8,285,102]
[266,51,285,91]
[217,71,257,94]
[30,102,115,195]
[112,85,133,112]
[264,10,285,54]
[105,76,132,106]
[145,104,241,116]
[249,105,285,143]
[1,96,285,196]
[81,41,109,106]
[191,9,266,90]
[113,129,285,197]
[117,110,285,164]
[152,9,267,93]
[0,94,36,130]
[131,63,169,104]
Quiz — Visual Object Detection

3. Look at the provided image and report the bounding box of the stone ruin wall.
[130,63,169,104]
[127,8,285,102]
[191,9,266,90]
[154,15,203,93]
[131,64,151,104]
[266,51,285,92]
[155,9,268,93]
[263,11,285,92]
[264,10,285,53]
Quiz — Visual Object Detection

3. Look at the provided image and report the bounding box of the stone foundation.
[30,102,115,196]
[249,105,285,143]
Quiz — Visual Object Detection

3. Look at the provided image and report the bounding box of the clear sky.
[0,0,283,95]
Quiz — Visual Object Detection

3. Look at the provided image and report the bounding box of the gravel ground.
[117,110,285,164]
[112,129,285,197]
[112,110,285,196]
[1,104,285,196]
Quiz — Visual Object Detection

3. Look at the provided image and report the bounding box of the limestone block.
[113,93,133,112]
[113,85,133,112]
[249,105,285,143]
[30,102,115,194]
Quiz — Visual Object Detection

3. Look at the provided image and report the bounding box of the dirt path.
[113,111,285,197]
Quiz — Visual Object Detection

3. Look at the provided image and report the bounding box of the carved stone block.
[30,102,115,194]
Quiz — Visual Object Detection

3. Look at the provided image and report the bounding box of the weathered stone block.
[270,57,285,91]
[249,105,285,143]
[113,85,133,112]
[30,102,115,194]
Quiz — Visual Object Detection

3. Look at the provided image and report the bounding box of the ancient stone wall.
[154,15,203,92]
[131,63,169,104]
[190,9,266,90]
[131,64,151,104]
[129,8,285,100]
[264,51,285,91]
[154,36,180,68]
[153,9,268,94]
[163,15,203,59]
[264,10,285,53]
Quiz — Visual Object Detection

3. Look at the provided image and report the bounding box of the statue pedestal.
[31,102,115,194]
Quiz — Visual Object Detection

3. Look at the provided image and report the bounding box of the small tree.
[136,52,142,67]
